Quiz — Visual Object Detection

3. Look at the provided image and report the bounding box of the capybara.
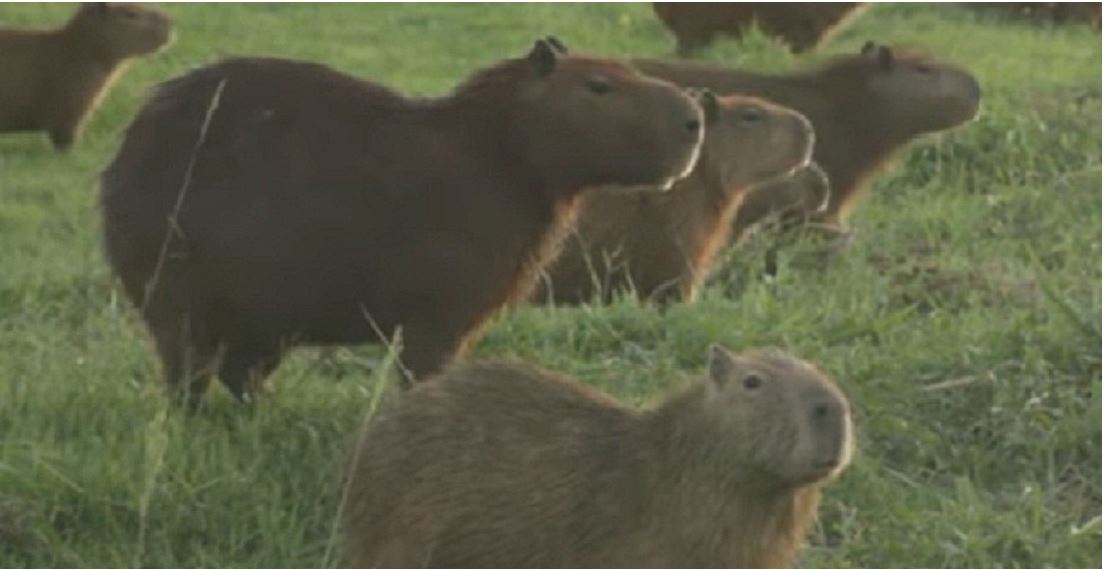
[653,3,869,56]
[536,92,814,305]
[634,42,982,230]
[100,38,705,406]
[344,346,854,569]
[0,2,173,150]
[731,162,831,245]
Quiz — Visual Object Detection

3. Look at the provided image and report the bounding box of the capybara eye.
[736,107,764,124]
[587,78,612,95]
[743,373,763,390]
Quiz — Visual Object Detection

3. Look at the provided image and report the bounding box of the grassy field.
[0,3,1100,568]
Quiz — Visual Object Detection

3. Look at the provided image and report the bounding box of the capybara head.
[696,90,815,194]
[856,41,981,134]
[507,38,705,191]
[703,345,853,488]
[69,3,174,60]
[772,161,832,217]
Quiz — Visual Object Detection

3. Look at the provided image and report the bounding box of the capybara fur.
[634,42,982,229]
[343,346,854,569]
[536,92,814,305]
[0,2,172,150]
[653,3,869,56]
[732,162,831,245]
[100,39,705,406]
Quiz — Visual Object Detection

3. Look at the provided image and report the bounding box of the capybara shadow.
[652,3,869,56]
[100,38,705,406]
[0,2,173,151]
[634,41,982,232]
[344,346,854,569]
[536,91,814,305]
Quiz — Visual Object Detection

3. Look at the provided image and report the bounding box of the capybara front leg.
[151,317,218,411]
[396,328,466,388]
[217,345,283,403]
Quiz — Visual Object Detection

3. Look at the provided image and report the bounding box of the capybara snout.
[81,3,174,58]
[804,387,852,476]
[611,74,706,189]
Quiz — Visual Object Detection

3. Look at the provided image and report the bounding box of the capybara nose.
[967,75,983,102]
[685,117,701,134]
[810,399,840,423]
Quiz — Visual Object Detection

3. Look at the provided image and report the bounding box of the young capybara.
[652,3,869,56]
[634,41,982,230]
[343,346,854,569]
[535,92,814,305]
[100,38,705,406]
[0,2,173,150]
[731,162,832,245]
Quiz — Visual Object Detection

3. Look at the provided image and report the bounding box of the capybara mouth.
[661,133,704,191]
[658,175,679,192]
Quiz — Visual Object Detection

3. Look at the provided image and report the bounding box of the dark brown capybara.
[634,41,982,232]
[343,346,854,569]
[535,92,814,305]
[652,3,869,56]
[0,2,173,151]
[731,161,831,245]
[100,38,706,406]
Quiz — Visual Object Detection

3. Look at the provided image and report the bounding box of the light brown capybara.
[731,162,831,245]
[0,2,173,150]
[343,346,854,569]
[99,38,706,406]
[535,92,814,305]
[652,3,869,56]
[634,42,982,231]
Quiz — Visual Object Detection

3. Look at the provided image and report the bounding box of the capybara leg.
[217,345,282,403]
[676,35,710,57]
[151,317,218,411]
[397,329,464,388]
[48,126,75,152]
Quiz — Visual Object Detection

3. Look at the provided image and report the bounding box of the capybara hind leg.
[151,318,218,410]
[217,346,282,403]
[48,126,75,152]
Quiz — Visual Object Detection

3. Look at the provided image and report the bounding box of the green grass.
[0,3,1099,568]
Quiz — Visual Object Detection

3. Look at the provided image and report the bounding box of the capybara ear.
[545,36,569,54]
[862,41,893,69]
[708,344,739,386]
[692,88,720,125]
[84,2,109,16]
[528,39,560,76]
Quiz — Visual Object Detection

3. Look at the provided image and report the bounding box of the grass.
[0,3,1099,568]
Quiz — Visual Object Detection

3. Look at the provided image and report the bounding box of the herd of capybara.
[0,3,1097,568]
